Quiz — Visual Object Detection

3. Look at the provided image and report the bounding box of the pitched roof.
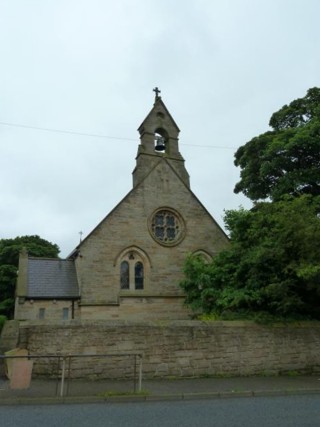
[27,258,79,298]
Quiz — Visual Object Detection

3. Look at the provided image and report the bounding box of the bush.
[0,315,6,333]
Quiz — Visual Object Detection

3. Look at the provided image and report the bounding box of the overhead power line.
[0,121,236,150]
[0,121,136,141]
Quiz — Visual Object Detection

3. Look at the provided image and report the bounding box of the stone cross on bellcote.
[153,87,161,100]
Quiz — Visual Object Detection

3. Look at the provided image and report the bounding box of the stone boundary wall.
[18,320,320,378]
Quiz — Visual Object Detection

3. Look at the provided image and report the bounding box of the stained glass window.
[120,254,145,291]
[135,262,144,290]
[120,261,129,289]
[150,209,184,245]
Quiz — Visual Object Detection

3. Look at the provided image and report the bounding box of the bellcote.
[132,91,190,188]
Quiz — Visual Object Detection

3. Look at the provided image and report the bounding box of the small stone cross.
[153,87,161,99]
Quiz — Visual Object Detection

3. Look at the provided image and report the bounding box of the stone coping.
[17,319,320,329]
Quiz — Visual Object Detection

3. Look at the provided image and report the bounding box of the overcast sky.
[1,0,319,257]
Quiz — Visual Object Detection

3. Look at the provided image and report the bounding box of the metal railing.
[0,352,143,397]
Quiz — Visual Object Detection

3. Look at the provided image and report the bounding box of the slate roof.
[27,258,79,298]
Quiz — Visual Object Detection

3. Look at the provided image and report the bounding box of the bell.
[155,136,166,151]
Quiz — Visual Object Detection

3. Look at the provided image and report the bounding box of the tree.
[0,235,60,318]
[180,196,320,320]
[234,87,320,202]
[181,88,320,320]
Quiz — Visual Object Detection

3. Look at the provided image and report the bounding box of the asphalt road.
[2,395,320,427]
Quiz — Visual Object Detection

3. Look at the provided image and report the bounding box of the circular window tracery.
[149,208,185,246]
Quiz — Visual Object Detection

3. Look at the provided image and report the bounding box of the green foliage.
[182,88,320,321]
[180,196,320,320]
[0,235,60,318]
[0,315,6,332]
[0,235,59,266]
[234,87,320,201]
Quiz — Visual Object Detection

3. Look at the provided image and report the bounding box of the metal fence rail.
[0,352,143,397]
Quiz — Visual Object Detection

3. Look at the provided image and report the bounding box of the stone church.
[14,91,229,322]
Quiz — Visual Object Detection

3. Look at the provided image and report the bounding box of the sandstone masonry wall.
[15,299,79,321]
[18,320,320,379]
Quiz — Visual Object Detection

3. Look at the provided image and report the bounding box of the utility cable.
[0,121,236,150]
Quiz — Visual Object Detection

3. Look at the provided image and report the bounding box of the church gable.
[15,90,229,322]
[75,153,228,311]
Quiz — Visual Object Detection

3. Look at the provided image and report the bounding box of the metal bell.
[155,135,166,151]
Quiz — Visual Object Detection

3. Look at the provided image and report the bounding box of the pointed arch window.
[192,250,213,263]
[135,262,144,290]
[119,250,148,291]
[120,261,130,289]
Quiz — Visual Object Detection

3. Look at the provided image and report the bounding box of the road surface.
[2,395,320,427]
